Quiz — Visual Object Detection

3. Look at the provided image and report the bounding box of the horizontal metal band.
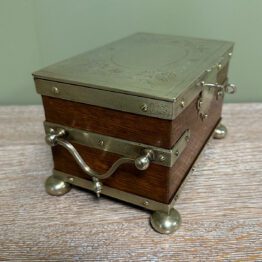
[36,78,174,120]
[44,121,190,168]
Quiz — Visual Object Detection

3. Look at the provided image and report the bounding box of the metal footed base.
[45,175,71,196]
[213,123,227,139]
[150,208,181,234]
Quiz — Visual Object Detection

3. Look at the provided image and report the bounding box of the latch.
[197,70,237,121]
[201,82,236,99]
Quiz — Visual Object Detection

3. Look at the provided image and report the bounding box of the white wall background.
[1,0,262,104]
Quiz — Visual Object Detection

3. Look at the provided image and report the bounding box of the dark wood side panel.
[42,96,173,149]
[166,64,227,201]
[167,95,222,201]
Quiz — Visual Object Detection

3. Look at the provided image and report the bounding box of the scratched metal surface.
[0,104,261,261]
[33,33,232,101]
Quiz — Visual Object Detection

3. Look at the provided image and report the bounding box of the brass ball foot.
[45,175,71,196]
[150,208,181,234]
[213,123,227,139]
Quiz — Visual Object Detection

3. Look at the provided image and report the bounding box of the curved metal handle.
[46,128,154,180]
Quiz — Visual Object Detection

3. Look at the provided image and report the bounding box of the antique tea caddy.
[33,33,236,234]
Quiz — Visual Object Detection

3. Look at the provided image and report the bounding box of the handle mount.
[46,128,154,180]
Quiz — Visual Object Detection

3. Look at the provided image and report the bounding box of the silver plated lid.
[33,33,233,119]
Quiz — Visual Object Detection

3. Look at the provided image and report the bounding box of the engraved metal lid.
[33,33,234,119]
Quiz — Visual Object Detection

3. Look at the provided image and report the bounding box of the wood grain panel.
[167,95,222,200]
[42,96,174,148]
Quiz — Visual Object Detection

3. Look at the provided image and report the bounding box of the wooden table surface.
[0,103,261,261]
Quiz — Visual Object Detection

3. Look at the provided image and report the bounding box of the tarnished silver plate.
[33,33,233,119]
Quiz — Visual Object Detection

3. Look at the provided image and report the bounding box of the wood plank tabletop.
[0,103,261,261]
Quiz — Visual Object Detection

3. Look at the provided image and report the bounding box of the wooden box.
[33,33,236,234]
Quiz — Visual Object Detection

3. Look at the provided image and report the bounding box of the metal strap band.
[44,121,190,168]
